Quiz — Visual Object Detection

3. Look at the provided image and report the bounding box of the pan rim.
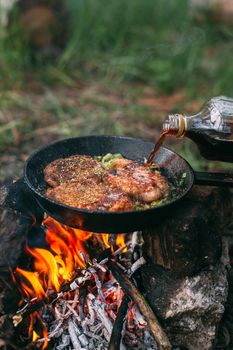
[24,135,194,216]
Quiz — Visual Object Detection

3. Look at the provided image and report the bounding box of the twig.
[108,294,130,350]
[129,256,146,276]
[12,270,91,326]
[107,260,172,350]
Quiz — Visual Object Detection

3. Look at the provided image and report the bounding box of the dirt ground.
[1,80,233,184]
[0,81,203,184]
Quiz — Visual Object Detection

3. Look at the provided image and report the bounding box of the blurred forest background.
[0,0,233,183]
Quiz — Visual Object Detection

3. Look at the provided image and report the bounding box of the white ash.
[44,289,158,350]
[35,237,158,350]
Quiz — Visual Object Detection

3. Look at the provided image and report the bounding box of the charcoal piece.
[0,207,31,313]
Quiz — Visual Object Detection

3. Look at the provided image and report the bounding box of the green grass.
[56,0,233,96]
[0,0,233,96]
[59,0,203,91]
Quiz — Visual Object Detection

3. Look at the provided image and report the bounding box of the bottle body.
[163,96,233,162]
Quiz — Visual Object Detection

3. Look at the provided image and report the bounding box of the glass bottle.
[163,96,233,162]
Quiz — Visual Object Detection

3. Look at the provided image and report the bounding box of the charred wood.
[107,259,172,350]
[0,208,33,315]
[0,205,34,349]
[108,294,130,350]
[143,187,232,276]
[11,269,92,326]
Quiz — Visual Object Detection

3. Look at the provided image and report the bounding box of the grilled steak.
[44,155,170,210]
[44,155,102,187]
[103,158,169,203]
[46,180,134,211]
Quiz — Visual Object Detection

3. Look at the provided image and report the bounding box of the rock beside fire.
[0,209,33,274]
[0,178,42,219]
[142,263,228,350]
[141,187,233,349]
[0,207,33,349]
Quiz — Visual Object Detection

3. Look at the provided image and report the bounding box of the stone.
[142,263,228,350]
[141,187,233,349]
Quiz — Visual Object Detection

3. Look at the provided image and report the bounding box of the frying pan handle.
[194,171,233,187]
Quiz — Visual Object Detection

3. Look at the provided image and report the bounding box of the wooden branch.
[108,294,130,350]
[11,271,92,326]
[107,259,172,350]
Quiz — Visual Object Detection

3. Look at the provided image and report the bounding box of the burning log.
[107,259,172,350]
[12,269,92,326]
[10,221,159,350]
[108,294,130,350]
[11,241,133,325]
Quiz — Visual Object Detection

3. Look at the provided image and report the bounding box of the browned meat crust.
[46,180,134,211]
[44,155,170,211]
[103,158,169,203]
[44,155,102,187]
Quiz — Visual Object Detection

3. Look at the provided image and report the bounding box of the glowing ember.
[14,216,127,347]
[15,217,125,300]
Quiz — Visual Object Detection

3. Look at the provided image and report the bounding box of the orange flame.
[116,234,126,251]
[15,267,46,299]
[32,330,40,342]
[101,233,110,248]
[16,217,126,300]
[15,217,126,348]
[29,312,48,349]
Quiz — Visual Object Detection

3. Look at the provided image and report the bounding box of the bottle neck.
[163,114,187,138]
[164,109,233,139]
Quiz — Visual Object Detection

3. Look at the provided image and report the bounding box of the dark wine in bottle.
[162,96,233,162]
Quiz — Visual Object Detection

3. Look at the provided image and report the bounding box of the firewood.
[108,294,130,350]
[107,259,172,350]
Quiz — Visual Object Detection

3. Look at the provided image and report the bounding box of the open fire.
[1,176,229,349]
[12,216,161,350]
[15,216,125,300]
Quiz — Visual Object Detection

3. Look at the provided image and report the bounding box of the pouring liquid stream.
[147,131,169,165]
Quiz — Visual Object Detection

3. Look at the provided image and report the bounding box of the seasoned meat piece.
[103,158,169,203]
[44,155,102,187]
[46,180,134,211]
[107,158,133,169]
